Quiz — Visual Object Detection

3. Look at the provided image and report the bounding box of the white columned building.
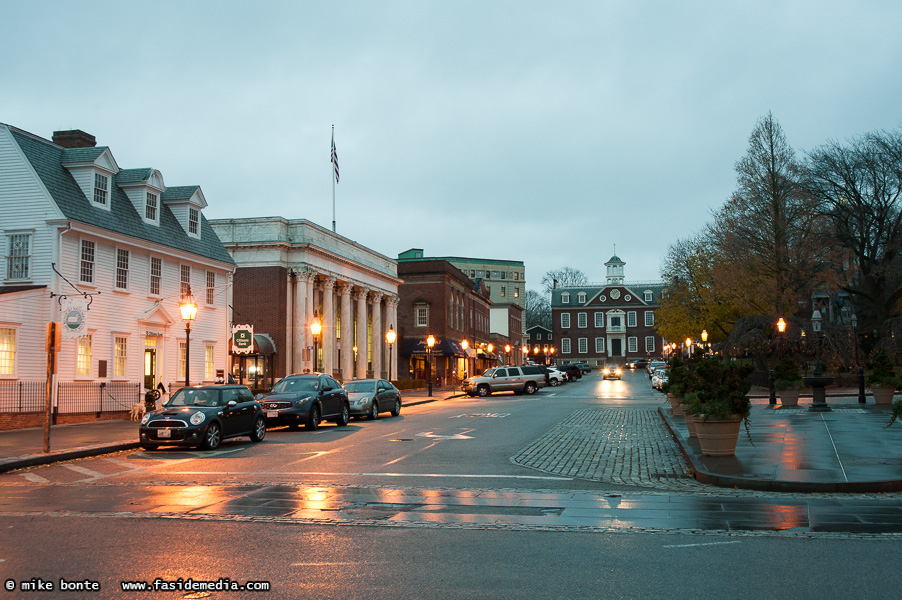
[209,217,401,388]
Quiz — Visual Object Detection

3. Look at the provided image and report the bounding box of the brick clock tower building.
[551,255,664,366]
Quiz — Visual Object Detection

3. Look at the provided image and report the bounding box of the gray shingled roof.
[115,168,154,184]
[11,129,234,266]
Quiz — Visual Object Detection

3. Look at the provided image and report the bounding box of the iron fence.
[0,380,46,413]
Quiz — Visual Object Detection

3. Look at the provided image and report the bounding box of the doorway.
[610,338,622,357]
[144,348,156,389]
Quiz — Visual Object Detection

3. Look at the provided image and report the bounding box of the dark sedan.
[344,378,402,420]
[139,385,265,451]
[257,373,350,430]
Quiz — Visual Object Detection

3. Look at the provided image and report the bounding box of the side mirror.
[322,386,333,392]
[255,393,263,400]
[227,400,237,408]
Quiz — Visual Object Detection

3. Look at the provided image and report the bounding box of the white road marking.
[382,441,441,466]
[62,464,104,479]
[103,458,145,470]
[416,431,473,440]
[167,471,573,480]
[662,541,741,548]
[20,473,49,483]
[291,562,387,566]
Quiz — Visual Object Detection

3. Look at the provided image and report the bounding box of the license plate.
[267,411,279,418]
[157,429,171,438]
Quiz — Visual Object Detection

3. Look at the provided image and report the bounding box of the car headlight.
[295,397,312,407]
[141,413,151,425]
[190,411,205,425]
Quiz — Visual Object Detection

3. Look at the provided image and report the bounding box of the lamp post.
[505,344,511,365]
[179,286,198,387]
[385,325,396,380]
[426,334,436,397]
[549,347,556,366]
[808,308,832,412]
[310,311,322,373]
[701,329,708,355]
[770,317,787,405]
[685,337,692,358]
[461,339,469,378]
[522,344,529,365]
[851,313,865,403]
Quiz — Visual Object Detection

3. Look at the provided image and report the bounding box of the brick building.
[551,255,665,366]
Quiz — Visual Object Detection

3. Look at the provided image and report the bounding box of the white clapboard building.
[0,124,235,428]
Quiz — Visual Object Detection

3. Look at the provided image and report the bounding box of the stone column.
[320,276,335,376]
[292,270,307,374]
[370,293,383,379]
[285,271,294,374]
[339,282,353,381]
[355,288,368,379]
[387,296,399,380]
[303,271,315,372]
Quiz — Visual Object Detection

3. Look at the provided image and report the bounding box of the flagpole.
[331,124,336,232]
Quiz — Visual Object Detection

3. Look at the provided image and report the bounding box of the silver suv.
[462,366,547,397]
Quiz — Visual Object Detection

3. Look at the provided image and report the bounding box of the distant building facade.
[551,255,664,366]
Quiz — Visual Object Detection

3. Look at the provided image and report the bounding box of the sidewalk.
[0,386,465,474]
[661,393,902,493]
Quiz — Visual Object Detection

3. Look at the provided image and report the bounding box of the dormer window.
[561,292,570,304]
[188,207,199,236]
[145,192,158,222]
[577,292,586,303]
[644,290,653,302]
[93,173,109,206]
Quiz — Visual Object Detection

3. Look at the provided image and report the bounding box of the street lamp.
[461,339,469,378]
[522,345,529,365]
[385,324,396,380]
[504,344,511,365]
[701,329,708,355]
[851,313,865,403]
[549,347,556,365]
[543,345,549,365]
[178,286,198,387]
[426,334,436,397]
[685,337,692,358]
[310,311,323,372]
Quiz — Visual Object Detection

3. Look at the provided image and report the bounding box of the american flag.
[331,133,339,184]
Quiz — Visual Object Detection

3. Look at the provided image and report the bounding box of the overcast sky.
[3,1,901,288]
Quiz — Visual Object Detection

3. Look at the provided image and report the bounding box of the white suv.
[463,366,547,397]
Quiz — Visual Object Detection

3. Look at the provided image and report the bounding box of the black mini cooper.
[140,385,266,450]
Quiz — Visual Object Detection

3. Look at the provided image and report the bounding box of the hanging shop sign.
[60,297,88,339]
[232,324,254,354]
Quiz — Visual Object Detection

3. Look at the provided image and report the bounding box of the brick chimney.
[52,129,96,148]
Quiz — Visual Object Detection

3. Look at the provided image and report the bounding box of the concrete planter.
[778,389,800,407]
[871,385,896,406]
[685,414,699,438]
[695,414,743,456]
[667,393,684,416]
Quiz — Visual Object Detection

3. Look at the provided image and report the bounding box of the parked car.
[646,360,667,378]
[462,365,547,397]
[651,367,669,390]
[602,364,622,380]
[344,378,402,420]
[257,373,350,430]
[558,364,583,381]
[626,358,649,370]
[545,367,566,387]
[564,362,592,374]
[140,384,265,451]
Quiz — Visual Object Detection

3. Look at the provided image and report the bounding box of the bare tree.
[805,128,902,342]
[524,289,551,329]
[540,267,588,295]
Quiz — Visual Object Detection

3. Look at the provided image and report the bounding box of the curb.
[0,441,141,474]
[658,406,902,493]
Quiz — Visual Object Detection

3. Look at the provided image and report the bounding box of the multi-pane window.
[114,336,127,377]
[577,312,587,328]
[205,344,215,380]
[514,287,519,298]
[77,335,92,377]
[93,173,108,205]
[644,291,653,302]
[645,336,656,353]
[188,207,199,235]
[501,286,506,297]
[561,313,570,328]
[627,311,637,328]
[561,293,570,304]
[578,338,588,353]
[80,240,95,283]
[514,272,520,280]
[0,328,15,375]
[6,233,31,280]
[595,337,605,353]
[150,257,162,296]
[577,292,586,303]
[627,337,638,353]
[536,333,542,340]
[180,265,191,295]
[206,271,216,305]
[416,306,428,327]
[595,312,604,327]
[145,192,158,221]
[179,342,187,379]
[115,249,129,290]
[561,338,571,353]
[645,311,655,326]
[610,315,622,328]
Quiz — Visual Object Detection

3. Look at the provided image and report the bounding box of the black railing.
[56,381,140,415]
[0,381,46,413]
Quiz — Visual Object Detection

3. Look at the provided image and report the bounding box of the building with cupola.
[550,254,664,366]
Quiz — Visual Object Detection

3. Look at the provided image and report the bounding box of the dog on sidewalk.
[130,404,144,421]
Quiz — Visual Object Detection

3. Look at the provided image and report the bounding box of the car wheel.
[524,382,537,395]
[390,398,401,417]
[305,405,321,430]
[250,416,266,442]
[549,378,559,387]
[335,402,350,426]
[476,384,490,397]
[201,422,221,450]
[140,443,158,451]
[368,401,379,421]
[569,374,577,382]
